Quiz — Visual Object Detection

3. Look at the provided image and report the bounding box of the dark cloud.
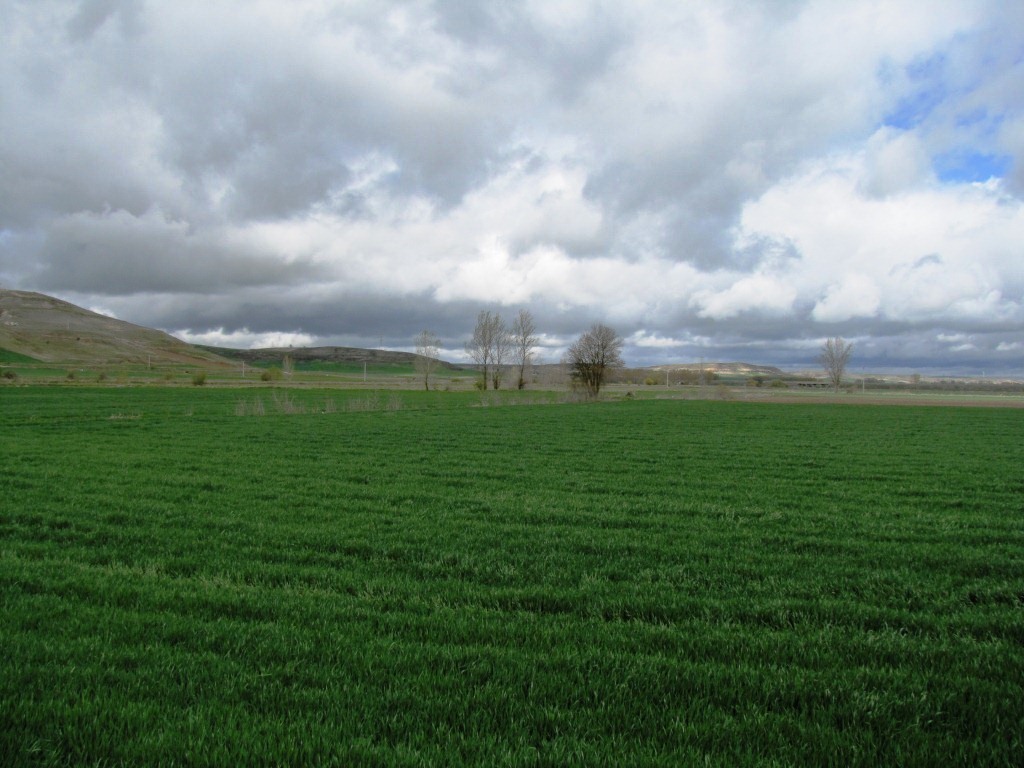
[432,0,625,102]
[66,0,143,41]
[29,210,326,294]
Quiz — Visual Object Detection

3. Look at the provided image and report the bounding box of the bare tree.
[820,336,853,392]
[466,310,507,390]
[414,330,441,390]
[491,315,510,390]
[510,309,539,390]
[567,323,624,397]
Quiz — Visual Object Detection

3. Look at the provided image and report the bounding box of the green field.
[2,387,1022,765]
[0,349,39,364]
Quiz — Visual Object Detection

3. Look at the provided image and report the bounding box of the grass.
[1,388,1022,765]
[0,348,38,363]
[289,360,418,375]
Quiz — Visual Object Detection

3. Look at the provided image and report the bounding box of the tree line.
[414,310,624,396]
[416,314,853,396]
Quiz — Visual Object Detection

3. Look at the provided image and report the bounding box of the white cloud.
[861,127,934,197]
[812,274,881,323]
[736,154,1024,326]
[628,331,686,349]
[86,304,118,319]
[173,327,315,349]
[694,274,798,320]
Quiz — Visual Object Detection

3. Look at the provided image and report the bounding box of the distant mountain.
[200,345,466,370]
[0,289,229,366]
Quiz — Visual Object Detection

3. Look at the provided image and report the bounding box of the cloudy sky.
[2,1,1023,373]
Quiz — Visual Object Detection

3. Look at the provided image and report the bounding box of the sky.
[1,0,1023,374]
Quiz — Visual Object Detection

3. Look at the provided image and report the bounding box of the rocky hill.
[0,289,229,366]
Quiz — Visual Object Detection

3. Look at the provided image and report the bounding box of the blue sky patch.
[884,86,946,129]
[883,52,949,129]
[934,151,1011,183]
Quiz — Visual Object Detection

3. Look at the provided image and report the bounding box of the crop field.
[1,387,1023,765]
[0,359,483,389]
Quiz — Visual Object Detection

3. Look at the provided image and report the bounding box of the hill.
[0,289,229,366]
[200,345,466,370]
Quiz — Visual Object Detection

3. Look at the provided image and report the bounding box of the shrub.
[2,370,17,381]
[261,367,283,382]
[272,391,305,414]
[644,377,658,386]
[348,393,380,412]
[235,397,266,416]
[192,371,207,386]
